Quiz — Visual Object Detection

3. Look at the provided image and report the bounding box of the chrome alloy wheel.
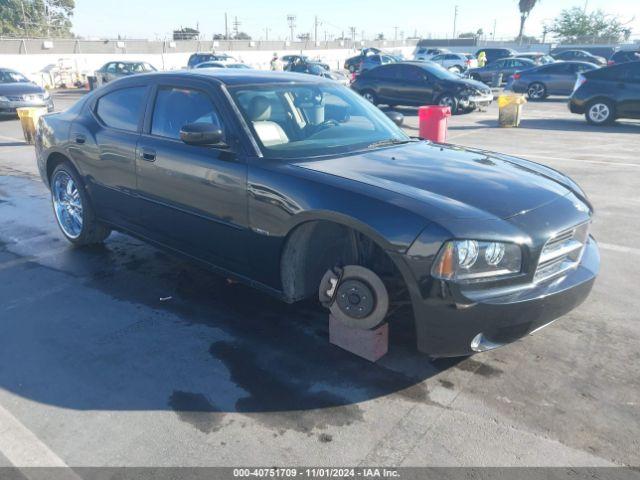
[438,95,455,108]
[588,103,610,124]
[52,171,83,239]
[527,83,545,99]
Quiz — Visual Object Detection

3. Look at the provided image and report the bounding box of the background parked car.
[187,53,237,69]
[508,61,599,100]
[474,48,518,64]
[551,49,607,66]
[467,57,535,84]
[357,54,397,74]
[195,62,251,69]
[95,61,156,84]
[351,61,493,112]
[608,50,640,65]
[282,55,330,71]
[569,61,640,125]
[344,47,383,72]
[429,53,477,73]
[514,52,556,65]
[413,47,451,62]
[0,68,54,115]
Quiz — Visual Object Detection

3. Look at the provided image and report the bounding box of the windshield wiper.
[366,138,415,149]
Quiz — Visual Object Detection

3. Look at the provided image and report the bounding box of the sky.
[72,0,639,41]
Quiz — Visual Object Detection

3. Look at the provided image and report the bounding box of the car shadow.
[0,141,27,147]
[0,176,466,428]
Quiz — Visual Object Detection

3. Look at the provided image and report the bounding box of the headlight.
[0,96,8,102]
[432,240,522,283]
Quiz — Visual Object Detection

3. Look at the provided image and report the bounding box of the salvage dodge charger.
[35,70,599,357]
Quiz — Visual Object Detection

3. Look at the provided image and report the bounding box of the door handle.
[139,148,156,162]
[74,134,86,144]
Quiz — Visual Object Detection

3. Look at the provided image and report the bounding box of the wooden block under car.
[329,314,388,362]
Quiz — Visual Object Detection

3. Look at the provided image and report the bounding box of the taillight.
[572,74,587,92]
[607,60,615,65]
[513,73,521,80]
[466,59,471,65]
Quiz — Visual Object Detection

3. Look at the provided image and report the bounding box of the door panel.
[136,85,249,271]
[71,85,148,227]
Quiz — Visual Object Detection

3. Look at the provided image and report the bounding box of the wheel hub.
[336,279,375,319]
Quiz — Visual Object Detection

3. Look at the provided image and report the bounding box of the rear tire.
[50,162,111,245]
[585,99,615,125]
[448,65,462,74]
[527,82,547,101]
[361,90,378,105]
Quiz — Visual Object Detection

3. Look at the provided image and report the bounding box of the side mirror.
[385,111,404,126]
[180,123,225,146]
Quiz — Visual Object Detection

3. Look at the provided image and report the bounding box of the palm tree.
[517,0,539,42]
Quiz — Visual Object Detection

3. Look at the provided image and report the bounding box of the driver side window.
[151,87,224,141]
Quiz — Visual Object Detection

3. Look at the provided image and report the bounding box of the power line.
[286,14,296,42]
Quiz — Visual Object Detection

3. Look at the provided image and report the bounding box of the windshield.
[0,69,30,83]
[230,83,409,159]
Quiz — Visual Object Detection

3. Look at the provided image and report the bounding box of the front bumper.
[0,98,54,115]
[397,237,599,358]
[460,93,494,109]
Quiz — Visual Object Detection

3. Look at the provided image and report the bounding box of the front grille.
[5,94,44,102]
[534,222,590,283]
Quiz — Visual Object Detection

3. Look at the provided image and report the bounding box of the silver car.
[0,68,54,116]
[429,53,478,73]
[95,61,156,84]
[508,61,599,100]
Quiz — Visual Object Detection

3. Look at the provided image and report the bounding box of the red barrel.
[418,106,451,142]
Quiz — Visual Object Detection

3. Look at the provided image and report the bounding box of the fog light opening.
[470,333,504,353]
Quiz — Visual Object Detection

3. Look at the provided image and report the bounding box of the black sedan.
[0,68,54,115]
[569,61,640,125]
[35,70,599,358]
[467,57,536,84]
[351,62,493,112]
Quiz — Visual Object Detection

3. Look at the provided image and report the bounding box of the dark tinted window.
[398,65,425,81]
[96,86,147,132]
[151,87,223,140]
[370,65,397,80]
[545,63,573,74]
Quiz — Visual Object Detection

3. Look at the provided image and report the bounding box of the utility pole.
[287,14,296,42]
[233,16,241,39]
[314,15,320,43]
[583,0,589,13]
[492,19,497,40]
[224,13,229,40]
[394,26,399,42]
[265,27,270,41]
[453,5,459,39]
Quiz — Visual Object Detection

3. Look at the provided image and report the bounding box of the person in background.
[270,53,283,71]
[477,51,487,68]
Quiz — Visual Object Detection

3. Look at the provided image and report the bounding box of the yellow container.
[16,107,48,144]
[497,93,527,127]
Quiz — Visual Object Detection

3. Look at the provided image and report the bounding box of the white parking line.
[0,403,69,468]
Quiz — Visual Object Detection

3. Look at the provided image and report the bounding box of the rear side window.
[151,87,224,140]
[371,65,397,80]
[95,86,147,132]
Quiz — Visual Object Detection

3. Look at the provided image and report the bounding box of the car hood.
[446,77,490,92]
[296,141,577,220]
[0,82,44,95]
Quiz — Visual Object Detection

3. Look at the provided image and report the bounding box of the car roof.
[112,69,332,86]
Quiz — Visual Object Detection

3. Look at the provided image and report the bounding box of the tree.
[517,0,539,41]
[375,32,385,40]
[233,31,251,40]
[550,7,632,43]
[458,32,477,38]
[0,0,75,37]
[296,32,310,41]
[173,27,199,41]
